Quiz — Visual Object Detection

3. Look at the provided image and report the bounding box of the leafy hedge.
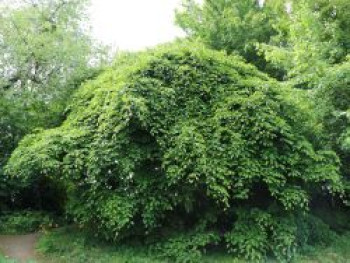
[6,42,343,261]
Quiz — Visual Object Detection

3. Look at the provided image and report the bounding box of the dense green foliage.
[176,0,287,78]
[260,0,350,87]
[37,227,245,263]
[176,0,275,57]
[257,0,350,187]
[176,0,350,83]
[0,0,104,210]
[31,226,350,263]
[0,0,98,92]
[0,211,54,234]
[6,42,344,261]
[2,0,350,262]
[315,61,350,195]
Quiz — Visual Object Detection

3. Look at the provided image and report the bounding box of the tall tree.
[0,0,105,209]
[260,0,344,87]
[0,0,99,93]
[175,0,287,78]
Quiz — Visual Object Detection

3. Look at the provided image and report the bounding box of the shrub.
[6,42,343,261]
[151,231,220,263]
[0,211,54,234]
[224,209,337,262]
[225,209,271,261]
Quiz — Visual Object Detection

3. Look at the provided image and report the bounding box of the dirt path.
[0,233,40,262]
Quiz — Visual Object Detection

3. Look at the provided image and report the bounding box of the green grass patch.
[37,227,248,263]
[37,227,163,263]
[294,232,350,263]
[0,254,17,263]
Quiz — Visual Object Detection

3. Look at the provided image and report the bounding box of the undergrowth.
[36,225,350,263]
[37,227,246,263]
[0,211,56,234]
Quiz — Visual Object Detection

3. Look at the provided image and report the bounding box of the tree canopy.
[2,0,350,261]
[6,42,343,261]
[0,0,104,209]
[0,0,96,92]
[175,0,288,78]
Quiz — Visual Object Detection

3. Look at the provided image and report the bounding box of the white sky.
[89,0,186,51]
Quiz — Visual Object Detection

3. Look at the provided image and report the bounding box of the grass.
[0,253,37,263]
[0,221,348,263]
[294,232,350,263]
[0,246,15,263]
[0,255,11,263]
[36,227,248,263]
[0,254,18,263]
[37,227,164,263]
[36,227,350,263]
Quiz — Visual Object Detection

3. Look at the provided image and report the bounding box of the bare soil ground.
[0,233,40,262]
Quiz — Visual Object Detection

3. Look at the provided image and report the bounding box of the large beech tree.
[6,43,343,261]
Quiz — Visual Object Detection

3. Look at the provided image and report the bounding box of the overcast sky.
[89,0,186,51]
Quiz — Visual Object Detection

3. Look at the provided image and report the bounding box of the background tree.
[260,0,346,87]
[176,0,288,78]
[0,0,106,210]
[0,0,97,92]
